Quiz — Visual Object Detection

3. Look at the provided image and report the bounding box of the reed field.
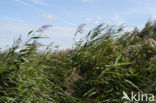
[0,21,156,103]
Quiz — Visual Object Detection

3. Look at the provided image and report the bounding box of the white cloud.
[41,13,55,21]
[84,15,125,25]
[85,18,92,23]
[93,20,100,24]
[13,0,35,8]
[31,0,49,7]
[0,20,76,49]
[110,14,125,25]
[96,16,102,20]
[84,16,103,24]
[127,0,156,18]
[144,6,156,18]
[80,0,95,2]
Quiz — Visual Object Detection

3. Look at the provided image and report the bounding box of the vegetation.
[0,21,156,103]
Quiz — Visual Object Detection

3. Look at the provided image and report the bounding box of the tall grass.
[0,21,156,103]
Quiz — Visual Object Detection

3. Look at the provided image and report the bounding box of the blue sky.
[0,0,156,49]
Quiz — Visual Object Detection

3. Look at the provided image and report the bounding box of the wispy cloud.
[85,16,103,24]
[0,20,76,49]
[85,18,92,23]
[85,15,125,25]
[110,14,125,25]
[127,0,156,18]
[80,0,96,2]
[145,6,156,18]
[41,13,55,21]
[31,0,49,7]
[13,0,35,8]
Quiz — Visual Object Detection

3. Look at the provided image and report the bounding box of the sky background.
[0,0,156,49]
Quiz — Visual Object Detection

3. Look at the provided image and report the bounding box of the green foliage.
[71,21,156,103]
[0,21,156,103]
